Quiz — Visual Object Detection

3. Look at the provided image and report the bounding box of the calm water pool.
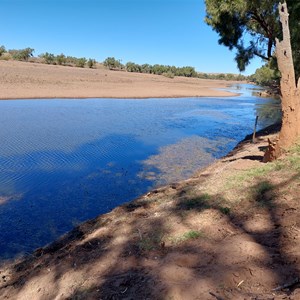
[0,84,280,259]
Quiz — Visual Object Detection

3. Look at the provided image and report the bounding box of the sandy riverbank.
[0,61,239,99]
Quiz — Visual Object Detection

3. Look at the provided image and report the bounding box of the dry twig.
[209,292,225,300]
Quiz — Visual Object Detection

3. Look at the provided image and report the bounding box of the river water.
[0,84,280,259]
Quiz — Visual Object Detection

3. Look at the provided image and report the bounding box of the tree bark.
[264,2,300,161]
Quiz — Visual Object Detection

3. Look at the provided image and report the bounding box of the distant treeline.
[103,57,249,81]
[0,46,96,68]
[40,53,96,68]
[0,45,249,81]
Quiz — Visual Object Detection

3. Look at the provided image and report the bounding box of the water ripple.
[0,85,281,259]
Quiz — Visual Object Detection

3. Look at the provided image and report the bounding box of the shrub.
[9,47,34,61]
[103,57,124,70]
[39,52,55,64]
[75,57,87,68]
[0,45,6,56]
[87,58,96,68]
[162,71,175,79]
[0,53,11,61]
[56,53,66,65]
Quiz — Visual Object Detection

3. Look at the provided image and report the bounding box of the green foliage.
[225,149,300,191]
[224,73,235,81]
[125,61,199,78]
[9,47,34,61]
[198,72,247,81]
[176,66,197,77]
[0,40,252,80]
[0,45,6,56]
[40,52,94,68]
[251,64,279,86]
[151,64,164,75]
[198,73,209,79]
[216,73,225,80]
[162,71,175,79]
[287,0,300,80]
[255,181,274,195]
[0,40,249,79]
[1,43,97,69]
[205,0,300,77]
[169,230,204,245]
[182,230,202,239]
[65,56,76,66]
[39,52,55,64]
[287,142,300,172]
[103,57,124,70]
[75,57,87,68]
[219,206,230,215]
[87,58,96,68]
[126,61,141,72]
[141,63,152,73]
[230,163,279,184]
[56,53,66,65]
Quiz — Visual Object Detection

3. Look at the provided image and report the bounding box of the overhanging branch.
[253,51,269,60]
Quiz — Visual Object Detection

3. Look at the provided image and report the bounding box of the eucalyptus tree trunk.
[264,2,300,161]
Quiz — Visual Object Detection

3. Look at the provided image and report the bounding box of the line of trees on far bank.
[40,52,96,68]
[103,57,249,81]
[0,44,251,81]
[0,45,97,68]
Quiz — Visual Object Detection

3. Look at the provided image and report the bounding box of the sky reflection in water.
[0,84,280,259]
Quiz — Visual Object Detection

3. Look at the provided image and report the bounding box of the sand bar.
[0,61,238,99]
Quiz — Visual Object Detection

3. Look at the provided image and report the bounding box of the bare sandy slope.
[0,61,237,99]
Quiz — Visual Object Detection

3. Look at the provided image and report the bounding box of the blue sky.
[1,0,263,75]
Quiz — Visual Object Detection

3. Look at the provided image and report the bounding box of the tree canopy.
[103,57,124,70]
[287,0,300,77]
[205,0,300,78]
[8,47,34,61]
[250,63,279,86]
[0,45,6,56]
[39,52,55,64]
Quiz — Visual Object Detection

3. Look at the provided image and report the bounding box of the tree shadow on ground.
[1,168,300,299]
[67,173,300,299]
